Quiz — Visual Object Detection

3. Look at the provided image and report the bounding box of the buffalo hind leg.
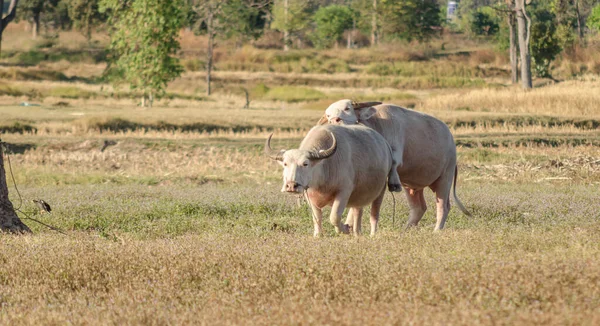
[405,189,427,229]
[431,166,454,231]
[348,207,363,236]
[369,187,386,236]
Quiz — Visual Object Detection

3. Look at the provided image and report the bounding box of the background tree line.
[2,0,600,101]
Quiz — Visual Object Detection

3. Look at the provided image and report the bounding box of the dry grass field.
[1,28,600,325]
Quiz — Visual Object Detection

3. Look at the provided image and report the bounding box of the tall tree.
[530,5,561,77]
[312,5,354,48]
[371,0,378,45]
[380,0,442,42]
[516,0,532,89]
[190,0,268,95]
[0,0,19,56]
[271,0,310,51]
[0,141,31,234]
[496,0,519,83]
[100,0,185,107]
[17,0,59,38]
[67,0,105,42]
[508,3,519,84]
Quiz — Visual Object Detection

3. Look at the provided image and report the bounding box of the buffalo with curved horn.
[266,124,394,237]
[319,99,471,231]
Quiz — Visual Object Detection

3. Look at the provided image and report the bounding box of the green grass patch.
[264,86,326,102]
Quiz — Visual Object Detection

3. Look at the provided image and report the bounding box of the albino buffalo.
[265,124,393,237]
[319,100,471,231]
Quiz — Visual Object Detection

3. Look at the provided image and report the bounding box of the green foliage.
[188,0,266,42]
[468,8,499,36]
[455,0,495,31]
[549,0,578,51]
[271,0,311,47]
[588,4,600,32]
[530,8,562,78]
[100,0,185,102]
[17,0,63,31]
[311,5,354,49]
[380,0,442,42]
[67,0,105,40]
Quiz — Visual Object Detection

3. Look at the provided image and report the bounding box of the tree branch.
[1,0,19,34]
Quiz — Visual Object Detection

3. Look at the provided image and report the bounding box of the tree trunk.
[575,0,584,41]
[516,0,532,89]
[0,142,31,233]
[206,36,214,96]
[283,0,289,51]
[0,0,20,58]
[508,9,518,84]
[347,18,355,49]
[0,0,3,57]
[205,11,215,96]
[371,0,378,46]
[141,96,146,107]
[32,12,40,39]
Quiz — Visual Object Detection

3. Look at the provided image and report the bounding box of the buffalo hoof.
[388,183,402,192]
[339,224,351,234]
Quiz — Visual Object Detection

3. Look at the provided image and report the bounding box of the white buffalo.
[319,100,471,231]
[265,124,393,237]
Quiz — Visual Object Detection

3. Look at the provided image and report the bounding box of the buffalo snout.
[284,181,301,193]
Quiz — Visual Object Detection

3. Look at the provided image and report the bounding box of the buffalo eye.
[283,162,288,167]
[303,161,309,167]
[344,107,349,111]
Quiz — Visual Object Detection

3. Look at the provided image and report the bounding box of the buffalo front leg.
[329,192,351,234]
[309,204,323,237]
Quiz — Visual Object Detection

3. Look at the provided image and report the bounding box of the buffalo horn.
[316,114,328,125]
[265,133,285,161]
[351,101,382,109]
[308,132,337,160]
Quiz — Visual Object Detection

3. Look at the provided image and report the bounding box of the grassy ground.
[1,26,600,325]
[1,183,599,324]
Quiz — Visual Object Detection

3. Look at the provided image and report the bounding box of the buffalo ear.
[316,114,328,125]
[356,107,377,122]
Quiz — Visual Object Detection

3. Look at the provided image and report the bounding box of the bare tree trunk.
[0,141,31,233]
[575,0,584,41]
[516,0,532,89]
[283,0,289,51]
[508,9,519,84]
[0,0,20,57]
[0,0,3,58]
[141,96,146,107]
[206,30,214,96]
[371,0,378,46]
[32,12,40,39]
[347,18,355,49]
